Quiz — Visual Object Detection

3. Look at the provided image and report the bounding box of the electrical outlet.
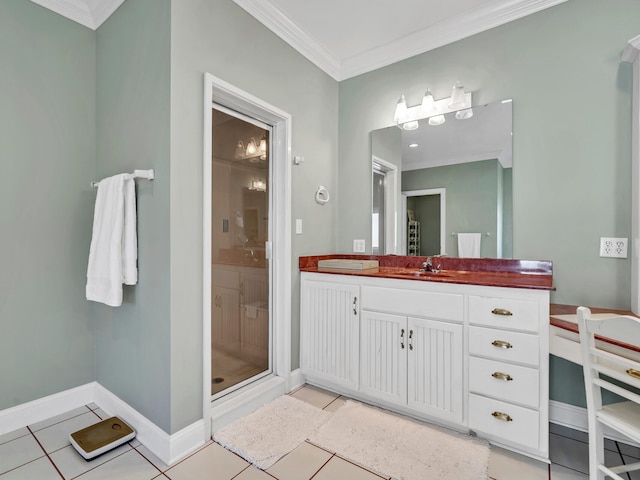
[599,237,628,258]
[353,239,366,253]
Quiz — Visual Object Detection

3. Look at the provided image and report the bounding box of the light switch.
[296,219,303,235]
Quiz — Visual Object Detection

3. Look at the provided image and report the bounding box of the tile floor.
[2,384,639,479]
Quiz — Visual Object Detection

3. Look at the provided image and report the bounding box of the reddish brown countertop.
[299,254,554,291]
[550,304,640,354]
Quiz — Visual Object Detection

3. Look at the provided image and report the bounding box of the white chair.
[577,306,640,480]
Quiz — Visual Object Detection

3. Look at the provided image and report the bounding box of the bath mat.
[213,395,332,470]
[309,400,490,480]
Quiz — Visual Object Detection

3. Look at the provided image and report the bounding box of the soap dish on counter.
[317,259,379,270]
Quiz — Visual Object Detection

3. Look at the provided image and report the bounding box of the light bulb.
[420,89,435,116]
[428,115,446,126]
[449,81,467,109]
[394,95,408,124]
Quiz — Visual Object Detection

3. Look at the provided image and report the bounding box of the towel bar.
[91,169,154,188]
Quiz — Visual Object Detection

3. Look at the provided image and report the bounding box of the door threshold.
[210,375,286,433]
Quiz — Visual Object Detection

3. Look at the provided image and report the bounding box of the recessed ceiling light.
[409,143,419,148]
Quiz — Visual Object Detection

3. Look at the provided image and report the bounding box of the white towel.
[86,174,138,307]
[458,233,481,258]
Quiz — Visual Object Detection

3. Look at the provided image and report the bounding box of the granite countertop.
[299,254,554,291]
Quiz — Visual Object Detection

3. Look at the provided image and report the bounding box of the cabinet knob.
[491,411,513,422]
[491,340,513,349]
[491,308,513,316]
[491,371,513,381]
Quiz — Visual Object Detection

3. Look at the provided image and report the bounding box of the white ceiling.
[32,0,567,80]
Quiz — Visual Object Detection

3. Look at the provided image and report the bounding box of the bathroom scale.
[69,416,136,460]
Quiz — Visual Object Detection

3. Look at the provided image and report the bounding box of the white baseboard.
[550,400,640,446]
[0,383,95,436]
[288,368,305,392]
[0,383,205,466]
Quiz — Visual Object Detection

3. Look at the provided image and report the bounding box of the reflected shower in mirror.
[371,99,513,258]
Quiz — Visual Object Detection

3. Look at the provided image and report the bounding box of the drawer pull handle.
[409,329,414,351]
[627,368,640,380]
[492,308,513,316]
[400,329,405,349]
[491,371,513,381]
[353,297,358,315]
[492,340,513,349]
[492,411,513,422]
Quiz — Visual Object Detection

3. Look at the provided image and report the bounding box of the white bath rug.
[213,395,332,470]
[309,400,490,480]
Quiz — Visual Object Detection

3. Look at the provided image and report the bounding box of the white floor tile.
[0,427,29,446]
[323,396,348,413]
[166,442,248,480]
[49,443,132,479]
[233,466,274,479]
[488,446,548,480]
[311,456,388,480]
[550,464,588,479]
[133,444,171,472]
[290,385,340,409]
[266,441,332,480]
[29,406,92,432]
[73,449,160,480]
[0,457,61,480]
[0,434,45,475]
[33,411,104,453]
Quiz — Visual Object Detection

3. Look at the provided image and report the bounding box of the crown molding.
[234,0,568,81]
[29,0,125,29]
[340,0,568,80]
[232,0,342,80]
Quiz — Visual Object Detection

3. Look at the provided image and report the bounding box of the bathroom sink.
[398,269,451,278]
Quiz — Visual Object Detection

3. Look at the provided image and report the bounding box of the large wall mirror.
[371,99,513,258]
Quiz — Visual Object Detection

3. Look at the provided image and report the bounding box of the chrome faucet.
[422,255,445,273]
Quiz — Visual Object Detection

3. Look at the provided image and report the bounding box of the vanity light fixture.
[428,115,446,126]
[449,81,467,109]
[235,133,268,161]
[394,95,408,124]
[393,84,472,129]
[455,108,474,120]
[420,89,436,117]
[250,179,266,191]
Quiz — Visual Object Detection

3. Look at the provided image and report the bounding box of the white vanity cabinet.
[300,276,360,390]
[466,294,549,459]
[299,271,550,461]
[360,285,464,424]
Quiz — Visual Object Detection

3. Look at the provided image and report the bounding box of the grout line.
[614,441,633,480]
[131,444,165,476]
[308,453,336,479]
[26,426,65,480]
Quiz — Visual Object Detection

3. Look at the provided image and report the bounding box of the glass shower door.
[210,106,271,398]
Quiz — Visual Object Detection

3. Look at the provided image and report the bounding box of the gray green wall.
[94,0,172,432]
[169,0,338,432]
[338,0,640,407]
[338,0,637,309]
[403,160,505,257]
[0,1,96,409]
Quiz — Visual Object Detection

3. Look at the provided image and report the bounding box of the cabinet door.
[407,317,463,423]
[360,311,407,405]
[300,279,360,389]
[212,285,241,347]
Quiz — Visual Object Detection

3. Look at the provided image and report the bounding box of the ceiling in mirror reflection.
[401,100,512,172]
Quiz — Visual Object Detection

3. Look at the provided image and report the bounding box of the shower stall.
[210,107,271,398]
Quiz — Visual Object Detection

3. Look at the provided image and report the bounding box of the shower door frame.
[203,73,292,440]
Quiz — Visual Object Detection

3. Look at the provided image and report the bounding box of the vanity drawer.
[361,286,463,322]
[468,296,539,332]
[469,326,539,367]
[468,394,540,451]
[469,357,539,408]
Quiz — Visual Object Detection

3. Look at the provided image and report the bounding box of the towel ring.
[315,186,330,205]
